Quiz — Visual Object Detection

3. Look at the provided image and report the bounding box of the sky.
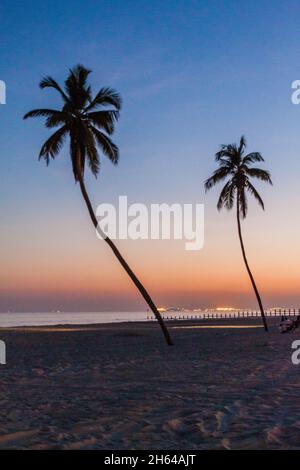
[0,0,300,312]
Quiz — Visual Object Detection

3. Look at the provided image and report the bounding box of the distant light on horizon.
[216,307,236,311]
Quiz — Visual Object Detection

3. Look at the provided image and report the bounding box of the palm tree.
[205,136,272,332]
[24,64,173,345]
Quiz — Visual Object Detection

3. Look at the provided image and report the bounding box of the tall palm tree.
[24,64,173,345]
[205,136,272,331]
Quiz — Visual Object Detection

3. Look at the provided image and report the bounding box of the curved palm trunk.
[236,201,268,332]
[76,162,173,345]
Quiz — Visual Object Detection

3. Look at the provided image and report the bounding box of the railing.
[146,309,300,321]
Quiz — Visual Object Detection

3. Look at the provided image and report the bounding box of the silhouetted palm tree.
[205,136,272,331]
[24,65,173,345]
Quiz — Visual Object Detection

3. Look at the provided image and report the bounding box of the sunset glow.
[0,1,299,312]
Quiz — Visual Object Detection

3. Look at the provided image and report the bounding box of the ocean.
[0,309,285,327]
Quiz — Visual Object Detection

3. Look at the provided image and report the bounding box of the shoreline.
[1,317,299,449]
[0,316,277,332]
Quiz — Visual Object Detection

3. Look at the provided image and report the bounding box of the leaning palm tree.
[24,64,173,345]
[205,136,272,332]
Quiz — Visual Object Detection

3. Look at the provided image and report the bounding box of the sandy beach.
[0,318,299,450]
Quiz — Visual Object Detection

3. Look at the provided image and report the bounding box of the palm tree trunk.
[76,160,173,345]
[236,200,268,331]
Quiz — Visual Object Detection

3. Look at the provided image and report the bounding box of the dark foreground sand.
[0,318,299,449]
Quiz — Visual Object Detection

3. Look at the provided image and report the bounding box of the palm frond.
[238,135,246,154]
[91,126,119,164]
[217,181,235,211]
[87,110,119,135]
[204,166,231,191]
[242,152,264,165]
[85,87,122,112]
[45,111,68,128]
[23,108,62,120]
[246,181,265,210]
[215,143,238,162]
[245,167,272,184]
[81,123,100,176]
[64,65,92,109]
[39,126,68,164]
[71,64,91,85]
[39,76,69,102]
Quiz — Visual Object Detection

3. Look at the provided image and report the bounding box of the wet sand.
[0,317,299,449]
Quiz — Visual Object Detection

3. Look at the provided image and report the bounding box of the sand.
[0,317,299,449]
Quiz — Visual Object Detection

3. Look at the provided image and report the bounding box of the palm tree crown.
[204,136,272,216]
[24,64,122,181]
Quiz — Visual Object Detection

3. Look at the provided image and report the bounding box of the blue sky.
[0,0,300,311]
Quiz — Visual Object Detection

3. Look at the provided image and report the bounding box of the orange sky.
[1,185,299,311]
